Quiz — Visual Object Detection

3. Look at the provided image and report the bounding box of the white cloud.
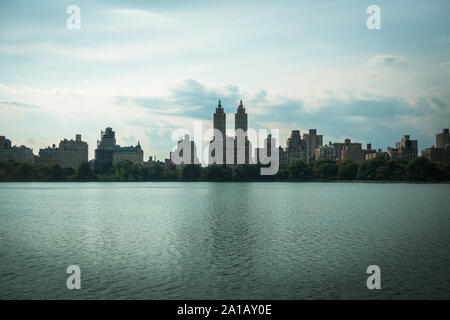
[366,55,406,67]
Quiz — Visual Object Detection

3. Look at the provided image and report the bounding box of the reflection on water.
[0,182,449,299]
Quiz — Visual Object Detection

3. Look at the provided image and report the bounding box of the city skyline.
[2,98,449,167]
[1,0,450,161]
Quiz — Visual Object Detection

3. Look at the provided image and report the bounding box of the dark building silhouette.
[95,127,116,170]
[210,100,226,164]
[234,100,251,164]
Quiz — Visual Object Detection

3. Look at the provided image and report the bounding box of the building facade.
[0,136,35,163]
[302,129,323,162]
[210,100,227,164]
[387,135,418,161]
[95,127,116,170]
[315,142,337,161]
[285,130,307,163]
[234,100,251,165]
[112,143,144,165]
[341,139,366,163]
[38,134,88,169]
[436,128,450,148]
[421,146,450,163]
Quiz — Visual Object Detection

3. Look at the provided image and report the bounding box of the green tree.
[337,160,358,180]
[406,157,440,180]
[180,164,202,181]
[76,162,96,180]
[50,164,64,181]
[288,160,313,180]
[312,160,339,179]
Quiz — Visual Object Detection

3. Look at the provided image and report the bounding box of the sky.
[1,0,449,161]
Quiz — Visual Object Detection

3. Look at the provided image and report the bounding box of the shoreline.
[1,179,449,184]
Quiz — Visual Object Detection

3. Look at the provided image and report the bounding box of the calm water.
[0,182,449,299]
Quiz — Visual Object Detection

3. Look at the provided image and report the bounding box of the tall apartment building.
[387,135,418,161]
[95,127,116,170]
[0,136,35,163]
[421,129,450,163]
[436,128,450,148]
[285,130,307,163]
[341,139,365,163]
[302,129,323,162]
[38,134,88,169]
[315,142,337,161]
[210,100,226,164]
[234,100,251,164]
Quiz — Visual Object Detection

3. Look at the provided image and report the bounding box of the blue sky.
[1,0,449,160]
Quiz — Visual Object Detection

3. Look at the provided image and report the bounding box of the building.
[302,129,323,162]
[285,130,307,163]
[365,148,387,160]
[233,100,251,165]
[436,128,450,148]
[210,100,227,164]
[341,139,365,163]
[421,146,450,163]
[95,127,116,170]
[315,142,337,161]
[38,134,88,169]
[0,136,35,163]
[421,129,450,163]
[112,143,143,165]
[387,135,418,161]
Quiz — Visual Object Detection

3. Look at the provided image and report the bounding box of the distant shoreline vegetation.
[1,156,449,182]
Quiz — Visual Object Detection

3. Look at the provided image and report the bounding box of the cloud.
[120,78,449,151]
[366,55,406,66]
[0,100,41,109]
[130,79,243,119]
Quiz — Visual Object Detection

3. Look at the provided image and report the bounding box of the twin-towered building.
[209,100,324,165]
[210,100,252,165]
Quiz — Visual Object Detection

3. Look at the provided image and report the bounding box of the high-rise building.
[387,135,418,161]
[210,100,226,164]
[421,129,450,163]
[285,130,307,163]
[0,136,35,163]
[95,127,116,170]
[234,100,250,164]
[39,134,88,169]
[436,128,450,148]
[302,129,323,162]
[315,142,337,161]
[341,138,365,163]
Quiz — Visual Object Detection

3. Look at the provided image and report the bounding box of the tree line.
[0,155,449,182]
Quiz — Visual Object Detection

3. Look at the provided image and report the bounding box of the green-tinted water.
[0,182,449,299]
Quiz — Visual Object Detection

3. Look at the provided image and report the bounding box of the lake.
[0,182,449,299]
